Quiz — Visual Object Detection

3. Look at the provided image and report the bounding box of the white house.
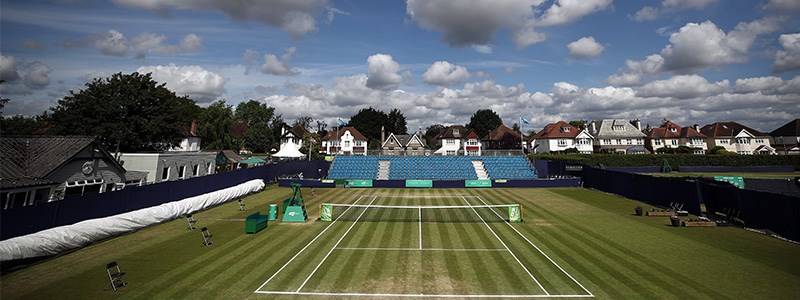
[643,120,707,154]
[321,127,368,155]
[433,125,482,156]
[529,121,594,154]
[118,152,216,184]
[169,120,201,152]
[279,124,308,153]
[588,119,648,154]
[700,122,776,155]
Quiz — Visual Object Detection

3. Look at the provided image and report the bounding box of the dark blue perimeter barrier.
[1,160,330,241]
[607,166,661,173]
[677,166,794,173]
[585,166,800,242]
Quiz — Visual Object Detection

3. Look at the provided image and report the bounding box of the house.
[433,125,482,156]
[213,150,246,172]
[700,122,776,155]
[0,136,148,209]
[169,120,201,152]
[380,129,429,156]
[482,124,525,150]
[274,124,308,159]
[320,127,368,155]
[117,152,216,184]
[529,121,594,154]
[588,119,648,154]
[770,119,800,155]
[642,120,707,154]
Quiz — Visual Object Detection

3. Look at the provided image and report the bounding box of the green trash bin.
[268,204,278,221]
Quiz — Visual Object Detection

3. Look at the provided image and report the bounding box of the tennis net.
[320,204,522,223]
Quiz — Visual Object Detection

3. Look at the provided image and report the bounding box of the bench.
[245,212,268,234]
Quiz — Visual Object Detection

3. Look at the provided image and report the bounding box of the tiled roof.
[483,124,523,141]
[281,124,309,138]
[321,127,367,141]
[231,121,248,138]
[530,121,580,141]
[0,136,112,188]
[592,119,646,138]
[699,121,768,137]
[770,119,800,136]
[437,125,471,139]
[645,121,706,139]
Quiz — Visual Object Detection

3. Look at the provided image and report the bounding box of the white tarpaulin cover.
[0,179,265,261]
[273,142,305,158]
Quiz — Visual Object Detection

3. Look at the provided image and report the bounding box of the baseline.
[254,291,594,298]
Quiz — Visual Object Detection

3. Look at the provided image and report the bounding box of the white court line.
[369,195,480,198]
[295,196,379,293]
[419,206,423,250]
[462,196,549,296]
[254,195,365,293]
[336,247,506,252]
[476,196,594,297]
[254,291,595,298]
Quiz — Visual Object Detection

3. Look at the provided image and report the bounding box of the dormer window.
[613,125,624,131]
[669,127,677,132]
[561,127,570,132]
[453,129,459,135]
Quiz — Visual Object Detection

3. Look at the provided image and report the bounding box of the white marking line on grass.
[371,195,479,198]
[254,195,366,293]
[462,196,549,296]
[476,196,594,297]
[336,247,506,252]
[419,206,423,250]
[254,291,595,298]
[295,196,379,293]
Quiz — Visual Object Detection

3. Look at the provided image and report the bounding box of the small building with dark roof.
[770,119,800,155]
[482,124,525,150]
[0,136,147,210]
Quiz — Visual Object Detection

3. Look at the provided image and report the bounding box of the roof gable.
[437,125,470,139]
[700,121,767,137]
[0,136,124,181]
[594,119,646,138]
[645,120,706,139]
[321,127,367,141]
[531,121,581,141]
[483,124,523,141]
[770,119,800,136]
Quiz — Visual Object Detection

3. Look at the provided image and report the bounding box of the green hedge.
[529,154,800,170]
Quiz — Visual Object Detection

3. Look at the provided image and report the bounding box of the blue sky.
[1,0,799,133]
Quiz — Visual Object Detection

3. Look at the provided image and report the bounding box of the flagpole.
[520,117,525,155]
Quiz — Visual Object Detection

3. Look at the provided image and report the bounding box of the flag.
[519,117,531,125]
[337,117,346,126]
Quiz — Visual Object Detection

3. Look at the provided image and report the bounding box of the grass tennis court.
[644,171,800,179]
[2,186,800,299]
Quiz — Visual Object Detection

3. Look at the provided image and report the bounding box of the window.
[446,150,456,155]
[161,167,170,180]
[669,127,677,132]
[627,139,633,145]
[670,139,678,146]
[179,165,187,179]
[453,129,459,135]
[578,139,590,145]
[193,164,200,176]
[616,139,622,145]
[207,163,213,174]
[64,179,104,198]
[654,139,662,146]
[355,141,364,147]
[558,139,568,146]
[344,141,351,147]
[736,138,749,144]
[691,138,703,145]
[603,139,611,145]
[755,139,764,144]
[446,139,456,145]
[693,149,705,154]
[467,150,479,155]
[637,139,643,145]
[561,126,570,132]
[613,125,624,131]
[466,139,478,146]
[719,139,729,144]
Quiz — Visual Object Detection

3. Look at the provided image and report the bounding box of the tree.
[466,109,502,138]
[0,80,9,115]
[293,116,314,131]
[315,120,328,137]
[348,107,389,145]
[424,124,446,146]
[569,120,587,130]
[301,132,323,160]
[49,72,198,152]
[512,122,520,133]
[199,100,235,150]
[387,108,407,134]
[236,100,275,153]
[269,114,284,152]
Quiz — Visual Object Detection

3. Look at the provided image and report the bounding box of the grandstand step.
[472,160,490,180]
[377,160,390,180]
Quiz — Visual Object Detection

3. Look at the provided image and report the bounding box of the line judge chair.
[106,261,127,291]
[201,227,213,247]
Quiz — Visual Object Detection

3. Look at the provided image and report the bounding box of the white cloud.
[632,0,717,22]
[64,30,204,59]
[366,53,403,91]
[608,18,782,84]
[23,63,52,89]
[136,64,227,103]
[763,0,800,11]
[537,0,612,26]
[511,22,548,49]
[423,61,471,86]
[472,45,493,54]
[567,36,604,58]
[733,76,784,94]
[774,33,800,73]
[260,47,299,76]
[113,0,328,38]
[635,74,728,99]
[0,54,21,83]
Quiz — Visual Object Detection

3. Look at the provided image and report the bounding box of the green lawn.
[2,186,799,299]
[645,171,800,179]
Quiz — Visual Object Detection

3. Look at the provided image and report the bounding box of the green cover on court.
[405,179,433,188]
[713,176,745,189]
[347,179,373,187]
[465,179,492,188]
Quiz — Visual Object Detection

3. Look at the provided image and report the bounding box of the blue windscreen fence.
[1,161,330,240]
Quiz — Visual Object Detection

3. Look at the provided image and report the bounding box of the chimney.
[190,119,198,136]
[692,124,700,132]
[632,119,641,131]
[418,126,422,136]
[590,121,597,134]
[281,125,285,136]
[381,126,385,142]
